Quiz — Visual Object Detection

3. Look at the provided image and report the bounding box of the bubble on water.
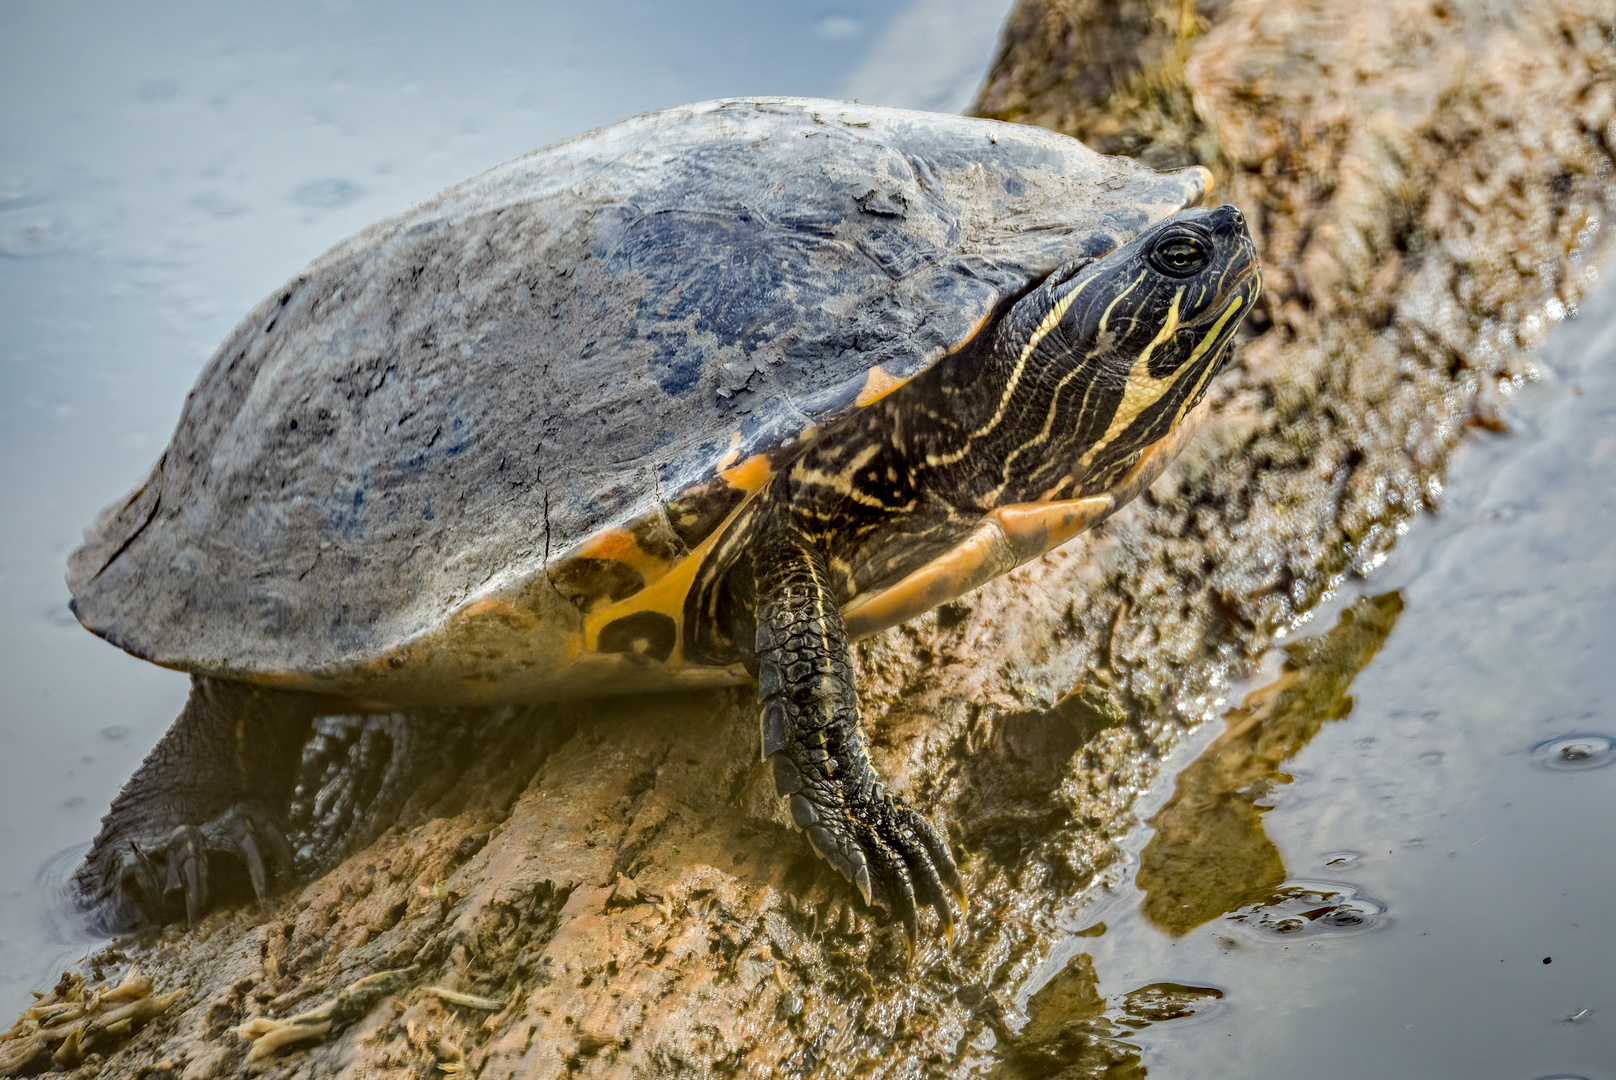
[1224,881,1387,941]
[1532,734,1616,771]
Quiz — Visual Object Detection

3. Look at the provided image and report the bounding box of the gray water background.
[3,4,1613,1078]
[0,0,1014,1014]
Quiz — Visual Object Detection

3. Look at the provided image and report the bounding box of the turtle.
[67,97,1261,943]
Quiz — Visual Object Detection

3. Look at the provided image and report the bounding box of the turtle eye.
[1149,234,1210,277]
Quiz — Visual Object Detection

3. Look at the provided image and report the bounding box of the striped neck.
[914,256,1242,511]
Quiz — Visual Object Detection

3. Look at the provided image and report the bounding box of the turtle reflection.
[1136,592,1404,936]
[990,951,1224,1079]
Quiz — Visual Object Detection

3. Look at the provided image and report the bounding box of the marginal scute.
[717,453,777,497]
[853,365,907,407]
[665,476,748,551]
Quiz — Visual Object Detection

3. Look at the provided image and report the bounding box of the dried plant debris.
[0,967,182,1076]
[231,967,414,1065]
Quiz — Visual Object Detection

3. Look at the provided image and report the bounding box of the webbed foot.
[74,802,295,932]
[71,676,314,933]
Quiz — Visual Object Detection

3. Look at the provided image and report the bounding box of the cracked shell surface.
[64,96,1208,706]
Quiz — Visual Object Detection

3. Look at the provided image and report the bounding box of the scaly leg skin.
[753,526,966,945]
[72,676,313,933]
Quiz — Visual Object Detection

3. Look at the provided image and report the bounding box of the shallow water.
[1030,276,1616,1077]
[0,0,1014,1015]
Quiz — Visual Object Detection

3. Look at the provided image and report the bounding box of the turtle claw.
[75,803,295,933]
[780,762,963,945]
[215,803,293,904]
[163,825,210,928]
[237,827,268,902]
[854,864,874,907]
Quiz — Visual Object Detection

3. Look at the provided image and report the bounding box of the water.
[1041,272,1616,1078]
[0,0,1015,1015]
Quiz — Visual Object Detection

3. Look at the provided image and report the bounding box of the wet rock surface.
[15,0,1616,1075]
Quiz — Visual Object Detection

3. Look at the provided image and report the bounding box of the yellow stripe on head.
[1077,287,1187,468]
[1170,294,1245,427]
[926,268,1101,468]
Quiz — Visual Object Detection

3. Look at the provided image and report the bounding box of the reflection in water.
[992,949,1225,1078]
[993,595,1403,1076]
[992,953,1143,1079]
[1135,593,1403,936]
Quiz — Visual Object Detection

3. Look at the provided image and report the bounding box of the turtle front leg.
[753,527,965,943]
[72,676,310,933]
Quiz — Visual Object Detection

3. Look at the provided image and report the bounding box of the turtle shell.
[67,97,1210,706]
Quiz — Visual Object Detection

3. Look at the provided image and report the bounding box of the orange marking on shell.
[714,430,745,473]
[853,365,907,407]
[582,484,765,663]
[573,527,675,583]
[718,452,776,495]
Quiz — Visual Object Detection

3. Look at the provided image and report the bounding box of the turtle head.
[978,203,1261,502]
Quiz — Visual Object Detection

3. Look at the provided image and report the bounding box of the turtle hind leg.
[752,527,965,943]
[72,676,312,934]
[285,710,449,875]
